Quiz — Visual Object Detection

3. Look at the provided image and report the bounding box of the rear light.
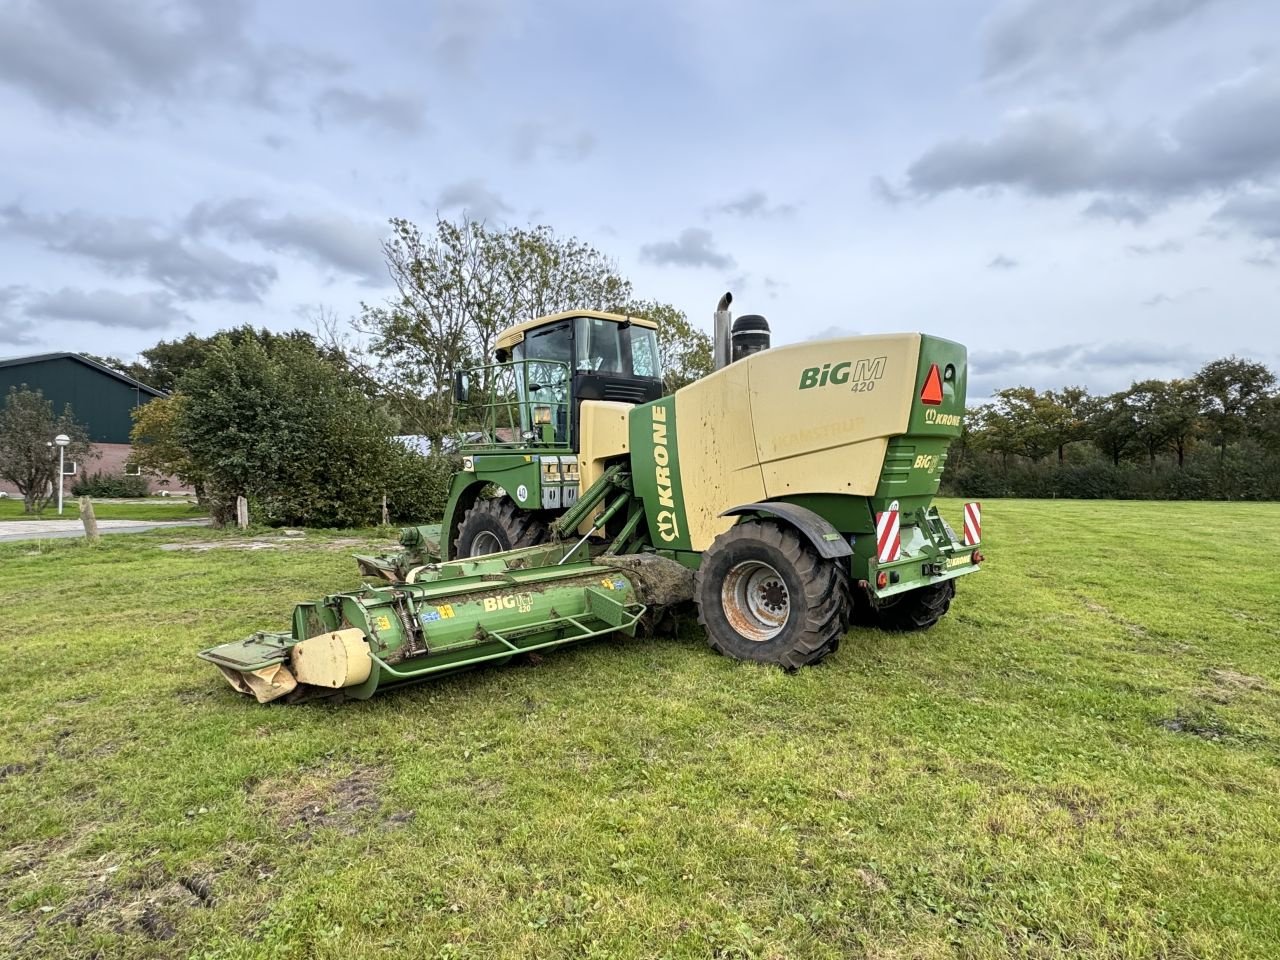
[920,363,944,405]
[875,571,889,590]
[972,551,984,564]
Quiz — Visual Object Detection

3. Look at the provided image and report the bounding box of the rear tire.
[860,580,955,632]
[695,520,848,669]
[453,498,549,558]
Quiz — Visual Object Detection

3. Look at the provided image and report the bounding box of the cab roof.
[494,309,658,352]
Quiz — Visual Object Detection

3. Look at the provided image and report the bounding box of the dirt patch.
[1196,668,1270,705]
[1158,706,1233,742]
[1207,668,1268,692]
[248,762,411,835]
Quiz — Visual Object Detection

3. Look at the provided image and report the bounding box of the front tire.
[695,520,848,669]
[453,498,549,558]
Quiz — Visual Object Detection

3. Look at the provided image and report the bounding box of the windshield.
[573,317,662,380]
[629,326,660,379]
[512,322,571,442]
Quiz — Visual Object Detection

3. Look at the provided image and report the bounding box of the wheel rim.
[470,531,504,556]
[721,559,789,642]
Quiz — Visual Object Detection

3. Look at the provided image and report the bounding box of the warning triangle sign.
[920,363,944,405]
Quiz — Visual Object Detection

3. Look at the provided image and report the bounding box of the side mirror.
[452,370,469,404]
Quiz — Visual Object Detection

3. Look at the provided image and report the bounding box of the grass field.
[2,500,1279,959]
[0,498,207,522]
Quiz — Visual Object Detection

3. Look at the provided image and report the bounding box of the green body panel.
[869,335,968,515]
[626,396,692,551]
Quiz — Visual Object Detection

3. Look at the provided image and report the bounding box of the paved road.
[0,519,211,542]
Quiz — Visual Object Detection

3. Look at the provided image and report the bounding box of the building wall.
[0,356,154,444]
[0,443,189,498]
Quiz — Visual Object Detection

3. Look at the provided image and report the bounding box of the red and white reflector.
[875,499,902,564]
[963,501,982,545]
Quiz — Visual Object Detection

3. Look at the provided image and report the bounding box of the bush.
[70,470,150,498]
[177,338,401,528]
[383,449,459,524]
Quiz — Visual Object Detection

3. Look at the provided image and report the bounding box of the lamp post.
[53,434,70,515]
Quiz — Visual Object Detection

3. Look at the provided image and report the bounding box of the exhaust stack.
[713,291,733,371]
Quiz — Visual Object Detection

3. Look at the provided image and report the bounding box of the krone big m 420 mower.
[200,293,984,702]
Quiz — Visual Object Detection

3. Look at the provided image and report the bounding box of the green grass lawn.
[0,498,207,522]
[2,500,1279,959]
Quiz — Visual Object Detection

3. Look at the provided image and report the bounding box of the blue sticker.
[419,611,441,623]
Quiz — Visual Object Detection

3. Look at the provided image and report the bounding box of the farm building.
[0,352,169,495]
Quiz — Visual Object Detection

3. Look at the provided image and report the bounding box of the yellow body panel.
[661,333,922,551]
[669,361,768,549]
[577,400,632,533]
[749,334,919,497]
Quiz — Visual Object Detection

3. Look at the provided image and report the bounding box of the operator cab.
[492,310,664,447]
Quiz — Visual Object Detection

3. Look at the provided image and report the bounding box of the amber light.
[876,571,889,589]
[972,551,985,564]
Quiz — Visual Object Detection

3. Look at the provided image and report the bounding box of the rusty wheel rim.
[721,559,789,642]
[471,531,504,555]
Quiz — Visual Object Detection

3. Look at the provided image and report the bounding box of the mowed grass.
[0,498,207,522]
[2,500,1279,959]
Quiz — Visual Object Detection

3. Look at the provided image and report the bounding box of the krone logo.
[656,509,680,541]
[651,405,680,542]
[925,409,963,427]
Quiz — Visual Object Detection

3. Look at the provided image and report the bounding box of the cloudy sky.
[1,0,1277,398]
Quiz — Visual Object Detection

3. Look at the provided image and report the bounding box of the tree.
[1044,386,1091,463]
[356,216,634,440]
[118,326,344,393]
[969,387,1058,464]
[0,386,92,513]
[625,299,713,393]
[1195,357,1277,464]
[130,394,203,496]
[175,337,402,527]
[1087,391,1139,467]
[1129,378,1203,468]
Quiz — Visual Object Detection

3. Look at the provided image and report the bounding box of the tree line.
[947,357,1280,501]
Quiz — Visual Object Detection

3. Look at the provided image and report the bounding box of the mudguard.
[720,501,853,559]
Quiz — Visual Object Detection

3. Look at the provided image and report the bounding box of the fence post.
[382,493,389,526]
[235,496,250,530]
[79,497,99,543]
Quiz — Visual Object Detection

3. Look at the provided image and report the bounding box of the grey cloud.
[870,175,904,206]
[1213,192,1280,239]
[25,287,192,331]
[968,339,1208,397]
[1128,239,1183,255]
[509,122,596,163]
[1142,287,1208,307]
[0,286,41,348]
[186,199,389,285]
[1244,253,1277,267]
[983,0,1223,83]
[1082,196,1150,224]
[707,191,796,219]
[640,229,735,270]
[0,0,331,119]
[987,254,1019,269]
[906,69,1280,202]
[0,205,276,302]
[431,0,528,74]
[435,179,513,223]
[313,87,428,137]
